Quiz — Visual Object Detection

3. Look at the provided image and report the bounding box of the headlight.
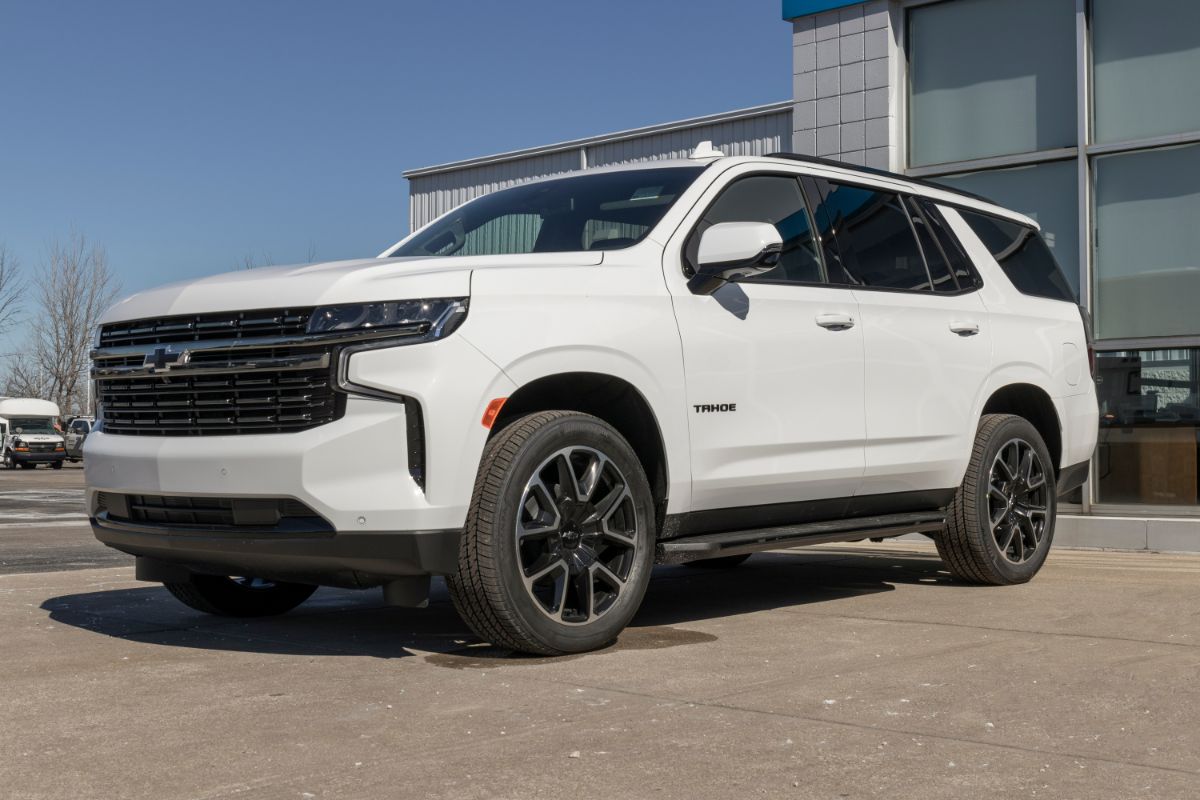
[307,297,468,340]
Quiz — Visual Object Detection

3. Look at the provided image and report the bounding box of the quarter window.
[817,183,932,292]
[959,209,1074,303]
[686,175,824,285]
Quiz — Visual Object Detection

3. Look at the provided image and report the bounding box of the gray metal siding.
[406,103,792,230]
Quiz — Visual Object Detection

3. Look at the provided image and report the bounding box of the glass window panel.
[819,183,931,291]
[935,161,1080,296]
[1094,143,1200,340]
[687,175,824,285]
[1093,0,1200,144]
[1095,348,1200,507]
[958,209,1075,303]
[907,0,1076,167]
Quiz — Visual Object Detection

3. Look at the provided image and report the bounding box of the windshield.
[7,417,57,435]
[392,166,705,258]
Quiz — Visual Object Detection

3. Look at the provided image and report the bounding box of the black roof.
[763,152,996,205]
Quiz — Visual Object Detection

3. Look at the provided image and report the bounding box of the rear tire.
[164,575,317,617]
[936,414,1057,585]
[684,553,752,569]
[51,461,63,470]
[447,411,656,656]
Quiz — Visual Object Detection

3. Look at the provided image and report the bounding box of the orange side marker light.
[481,397,508,429]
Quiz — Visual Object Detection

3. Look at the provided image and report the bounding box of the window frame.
[681,170,832,289]
[807,175,985,298]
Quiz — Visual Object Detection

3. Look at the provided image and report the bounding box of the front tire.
[164,575,317,617]
[937,414,1057,585]
[447,411,656,655]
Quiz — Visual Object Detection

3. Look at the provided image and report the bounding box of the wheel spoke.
[523,555,567,585]
[592,561,625,592]
[550,454,579,502]
[995,445,1018,481]
[990,505,1009,531]
[569,569,594,621]
[586,483,629,525]
[995,524,1017,555]
[576,452,606,502]
[1019,447,1035,485]
[519,478,561,538]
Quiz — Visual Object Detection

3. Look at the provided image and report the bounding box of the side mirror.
[688,222,783,295]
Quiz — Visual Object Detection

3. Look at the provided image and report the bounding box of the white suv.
[87,149,1098,654]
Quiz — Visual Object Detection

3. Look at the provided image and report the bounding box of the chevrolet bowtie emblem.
[143,347,189,373]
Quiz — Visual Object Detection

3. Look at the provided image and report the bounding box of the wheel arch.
[490,371,671,531]
[980,383,1063,473]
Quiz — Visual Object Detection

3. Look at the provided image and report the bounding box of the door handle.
[949,321,980,336]
[815,312,855,331]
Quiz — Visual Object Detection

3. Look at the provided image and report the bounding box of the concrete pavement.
[3,539,1200,799]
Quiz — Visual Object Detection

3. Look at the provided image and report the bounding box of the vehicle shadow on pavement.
[41,547,951,663]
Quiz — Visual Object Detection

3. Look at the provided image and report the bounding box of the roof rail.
[762,152,995,205]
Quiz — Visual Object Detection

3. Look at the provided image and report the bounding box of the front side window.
[959,209,1074,303]
[393,167,704,258]
[685,174,823,285]
[816,183,932,292]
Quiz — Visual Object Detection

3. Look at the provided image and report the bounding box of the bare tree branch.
[3,233,120,414]
[0,244,22,337]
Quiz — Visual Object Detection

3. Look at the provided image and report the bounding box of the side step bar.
[657,511,946,565]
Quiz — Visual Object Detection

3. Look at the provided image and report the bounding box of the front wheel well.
[981,384,1062,472]
[489,372,669,530]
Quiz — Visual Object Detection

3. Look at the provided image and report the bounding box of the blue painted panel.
[782,0,864,20]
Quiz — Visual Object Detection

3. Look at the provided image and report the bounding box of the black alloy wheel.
[987,438,1050,564]
[515,445,640,625]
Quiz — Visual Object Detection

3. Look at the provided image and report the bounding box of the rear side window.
[817,183,932,291]
[959,209,1075,301]
[904,196,958,293]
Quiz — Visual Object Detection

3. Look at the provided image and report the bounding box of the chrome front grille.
[92,308,430,437]
[98,368,340,436]
[98,308,314,348]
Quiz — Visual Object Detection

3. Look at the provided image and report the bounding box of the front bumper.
[91,514,459,587]
[11,451,64,463]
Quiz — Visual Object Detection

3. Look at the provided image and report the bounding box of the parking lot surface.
[2,469,1199,799]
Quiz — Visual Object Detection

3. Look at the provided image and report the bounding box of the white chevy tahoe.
[87,149,1098,654]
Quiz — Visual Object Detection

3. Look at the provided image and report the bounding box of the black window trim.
[807,176,986,298]
[681,170,833,290]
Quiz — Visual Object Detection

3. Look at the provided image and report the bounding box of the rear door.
[810,180,992,497]
[664,170,866,519]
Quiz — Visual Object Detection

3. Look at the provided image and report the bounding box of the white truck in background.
[0,398,66,470]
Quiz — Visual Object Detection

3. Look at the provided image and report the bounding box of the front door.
[665,172,866,519]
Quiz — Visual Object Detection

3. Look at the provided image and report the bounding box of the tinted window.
[818,183,932,291]
[686,175,823,284]
[917,198,980,288]
[959,209,1074,301]
[905,196,958,293]
[393,167,704,257]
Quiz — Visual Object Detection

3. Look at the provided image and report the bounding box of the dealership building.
[405,0,1200,550]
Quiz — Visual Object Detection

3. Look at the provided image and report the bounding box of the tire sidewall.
[486,415,656,653]
[971,417,1057,583]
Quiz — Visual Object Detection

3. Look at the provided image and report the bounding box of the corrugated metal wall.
[405,102,793,231]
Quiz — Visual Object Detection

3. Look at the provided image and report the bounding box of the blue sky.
[0,0,789,310]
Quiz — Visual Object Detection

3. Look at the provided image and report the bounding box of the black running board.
[656,511,946,565]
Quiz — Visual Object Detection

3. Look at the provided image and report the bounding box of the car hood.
[11,433,63,444]
[100,253,603,324]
